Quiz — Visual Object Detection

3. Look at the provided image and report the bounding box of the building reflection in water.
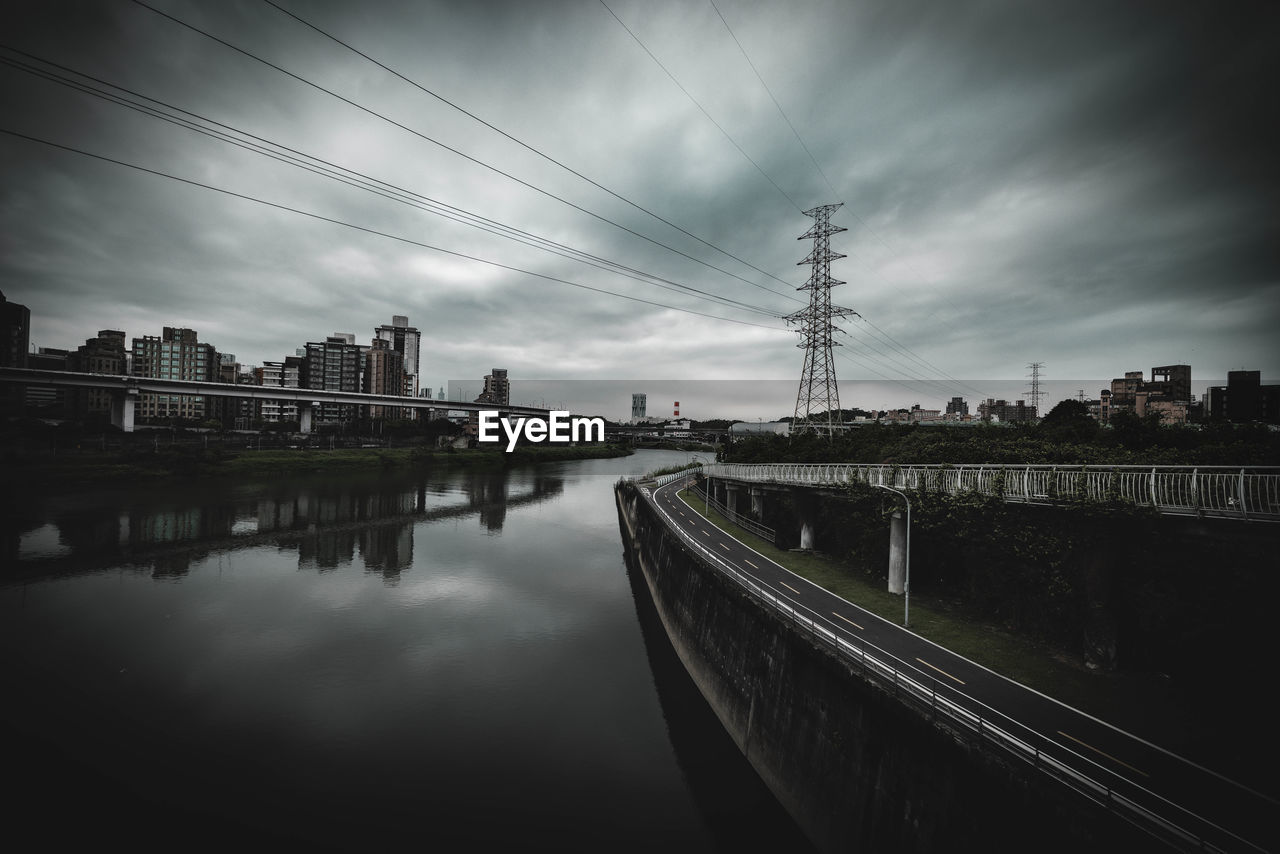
[10,470,566,585]
[468,471,509,533]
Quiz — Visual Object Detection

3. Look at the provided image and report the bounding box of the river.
[0,449,813,852]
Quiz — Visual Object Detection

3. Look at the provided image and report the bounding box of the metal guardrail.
[686,480,777,543]
[702,463,1280,522]
[632,482,1261,852]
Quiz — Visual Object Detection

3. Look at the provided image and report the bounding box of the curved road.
[641,477,1275,853]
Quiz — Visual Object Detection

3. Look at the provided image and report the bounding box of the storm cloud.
[2,0,1276,419]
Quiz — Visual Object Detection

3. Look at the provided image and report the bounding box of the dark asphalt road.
[641,477,1275,853]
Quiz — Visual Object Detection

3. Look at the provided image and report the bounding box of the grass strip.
[674,488,1184,750]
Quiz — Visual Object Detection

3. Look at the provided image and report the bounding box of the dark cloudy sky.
[2,0,1277,419]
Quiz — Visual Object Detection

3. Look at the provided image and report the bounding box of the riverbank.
[3,443,633,484]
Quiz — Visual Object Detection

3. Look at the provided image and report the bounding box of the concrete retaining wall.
[615,481,1154,853]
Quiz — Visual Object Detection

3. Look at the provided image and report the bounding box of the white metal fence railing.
[628,482,1265,853]
[701,463,1280,522]
[651,467,699,486]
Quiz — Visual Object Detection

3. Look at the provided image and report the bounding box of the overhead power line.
[847,317,1001,401]
[707,0,839,201]
[4,52,983,397]
[598,0,804,214]
[833,328,998,405]
[833,328,975,400]
[0,47,782,321]
[258,0,798,298]
[831,345,962,406]
[695,0,996,401]
[0,127,789,332]
[128,0,801,304]
[8,6,1005,398]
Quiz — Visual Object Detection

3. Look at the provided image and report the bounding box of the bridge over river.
[0,367,553,433]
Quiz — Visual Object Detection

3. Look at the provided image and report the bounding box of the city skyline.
[3,285,1266,423]
[3,1,1277,398]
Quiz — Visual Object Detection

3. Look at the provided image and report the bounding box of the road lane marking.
[719,542,731,552]
[744,559,758,569]
[1057,731,1150,778]
[916,658,966,685]
[779,581,802,596]
[833,612,864,630]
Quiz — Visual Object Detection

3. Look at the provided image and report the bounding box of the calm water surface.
[1,450,812,852]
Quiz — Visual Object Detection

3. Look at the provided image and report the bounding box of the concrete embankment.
[615,480,1155,854]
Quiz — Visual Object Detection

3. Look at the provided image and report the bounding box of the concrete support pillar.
[110,389,136,433]
[791,487,818,550]
[298,401,313,434]
[1080,540,1118,671]
[749,487,764,520]
[724,483,739,516]
[888,511,906,595]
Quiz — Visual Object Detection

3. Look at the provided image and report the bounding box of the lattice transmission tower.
[786,203,856,437]
[1026,362,1044,419]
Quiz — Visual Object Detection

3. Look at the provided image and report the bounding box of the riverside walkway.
[659,462,1280,522]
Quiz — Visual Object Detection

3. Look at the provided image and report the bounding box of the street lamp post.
[690,454,708,513]
[874,484,911,628]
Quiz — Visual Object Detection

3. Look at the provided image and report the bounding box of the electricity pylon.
[787,203,855,438]
[1026,362,1044,419]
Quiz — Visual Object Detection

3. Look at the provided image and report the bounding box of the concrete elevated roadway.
[641,474,1276,853]
[0,367,552,433]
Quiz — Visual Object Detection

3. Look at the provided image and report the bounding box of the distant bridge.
[661,462,1280,522]
[0,367,552,433]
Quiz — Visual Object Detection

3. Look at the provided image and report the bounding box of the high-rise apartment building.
[208,353,255,428]
[259,359,300,423]
[26,346,70,414]
[474,368,509,406]
[131,327,216,422]
[0,290,30,369]
[631,393,647,422]
[70,330,128,418]
[302,333,364,424]
[364,339,407,419]
[373,316,421,398]
[0,291,31,416]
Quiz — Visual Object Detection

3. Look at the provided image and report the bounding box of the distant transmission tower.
[1026,362,1044,418]
[787,203,855,437]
